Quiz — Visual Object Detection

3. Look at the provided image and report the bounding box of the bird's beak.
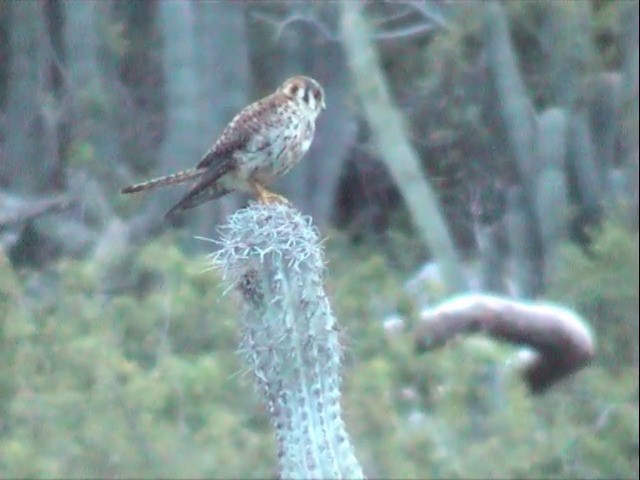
[321,99,326,110]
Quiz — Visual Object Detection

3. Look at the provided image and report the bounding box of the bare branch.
[374,22,439,42]
[374,0,450,40]
[399,1,450,30]
[0,191,74,229]
[250,2,449,47]
[249,9,338,43]
[414,294,596,394]
[371,6,415,27]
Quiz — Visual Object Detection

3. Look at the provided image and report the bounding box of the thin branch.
[249,9,338,43]
[395,0,450,31]
[374,23,439,41]
[371,6,415,27]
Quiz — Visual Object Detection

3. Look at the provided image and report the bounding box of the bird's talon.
[259,192,290,205]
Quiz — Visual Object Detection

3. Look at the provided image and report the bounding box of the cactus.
[476,222,508,294]
[619,1,639,227]
[566,109,604,228]
[535,108,569,276]
[584,72,624,206]
[472,183,509,294]
[484,1,544,296]
[506,187,543,298]
[484,1,537,184]
[211,203,364,480]
[543,1,596,107]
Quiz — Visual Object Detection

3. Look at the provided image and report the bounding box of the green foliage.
[0,242,273,478]
[333,238,637,478]
[548,220,639,368]
[1,231,639,478]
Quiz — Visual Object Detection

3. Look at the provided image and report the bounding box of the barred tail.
[120,168,204,194]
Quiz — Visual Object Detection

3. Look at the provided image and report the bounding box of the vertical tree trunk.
[119,0,201,242]
[65,1,120,162]
[158,1,200,176]
[340,2,468,293]
[63,1,123,217]
[128,0,201,236]
[620,1,639,227]
[3,1,49,192]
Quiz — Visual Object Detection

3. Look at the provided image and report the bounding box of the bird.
[120,75,326,218]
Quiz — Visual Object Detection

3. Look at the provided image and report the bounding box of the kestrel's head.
[280,75,326,116]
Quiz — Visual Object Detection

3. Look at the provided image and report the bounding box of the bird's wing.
[196,130,248,170]
[164,110,257,218]
[166,96,281,218]
[164,157,236,218]
[196,96,280,171]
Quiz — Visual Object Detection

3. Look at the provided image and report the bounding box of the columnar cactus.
[535,108,569,276]
[506,186,543,298]
[585,72,624,206]
[566,109,604,225]
[543,1,595,108]
[211,203,364,480]
[484,1,537,185]
[484,1,544,296]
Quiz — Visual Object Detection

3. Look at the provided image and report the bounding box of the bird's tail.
[120,168,203,194]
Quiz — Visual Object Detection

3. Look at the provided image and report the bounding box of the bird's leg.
[252,181,290,204]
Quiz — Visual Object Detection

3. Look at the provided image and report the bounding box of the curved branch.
[414,294,596,394]
[249,9,338,43]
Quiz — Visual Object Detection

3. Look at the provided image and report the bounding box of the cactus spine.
[211,203,364,480]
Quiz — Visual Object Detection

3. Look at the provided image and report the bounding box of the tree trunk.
[340,2,467,293]
[3,1,50,192]
[65,1,121,168]
[620,0,639,228]
[126,0,201,239]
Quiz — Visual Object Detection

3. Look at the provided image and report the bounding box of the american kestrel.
[120,75,325,218]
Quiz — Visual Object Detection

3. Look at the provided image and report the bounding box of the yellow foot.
[260,191,290,204]
[253,183,290,204]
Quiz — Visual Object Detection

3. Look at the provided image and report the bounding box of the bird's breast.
[277,118,315,175]
[237,116,316,184]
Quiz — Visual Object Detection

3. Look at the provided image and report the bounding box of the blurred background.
[0,1,637,477]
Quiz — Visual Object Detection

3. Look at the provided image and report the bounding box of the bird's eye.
[313,90,321,100]
[289,84,299,95]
